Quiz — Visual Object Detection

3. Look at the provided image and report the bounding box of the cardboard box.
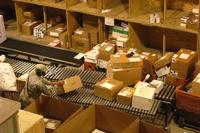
[72,34,90,53]
[149,80,164,94]
[94,78,124,101]
[166,74,185,86]
[170,49,197,79]
[116,87,135,105]
[18,110,45,133]
[192,73,200,95]
[55,105,168,133]
[132,82,156,111]
[97,59,108,69]
[44,118,61,131]
[82,14,98,29]
[48,23,67,38]
[99,42,115,61]
[89,28,99,45]
[154,52,174,70]
[109,67,142,86]
[87,0,97,8]
[110,54,143,69]
[48,39,61,47]
[193,60,200,78]
[92,129,106,133]
[116,37,129,52]
[24,95,83,133]
[23,8,42,21]
[47,16,62,26]
[59,31,68,48]
[63,76,83,93]
[21,21,40,35]
[143,53,158,75]
[55,105,138,133]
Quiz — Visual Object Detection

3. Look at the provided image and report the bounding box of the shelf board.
[115,8,129,21]
[14,0,66,10]
[164,9,198,34]
[68,2,100,16]
[129,11,164,28]
[100,3,129,18]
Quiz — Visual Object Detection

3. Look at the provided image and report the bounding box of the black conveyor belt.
[0,39,84,67]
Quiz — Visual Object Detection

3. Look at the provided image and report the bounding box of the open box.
[24,95,83,133]
[55,104,168,133]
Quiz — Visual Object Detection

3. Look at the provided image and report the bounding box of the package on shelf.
[107,63,142,86]
[149,80,164,94]
[94,78,124,101]
[98,41,115,61]
[180,16,189,27]
[0,15,6,44]
[149,13,160,24]
[170,48,197,79]
[21,21,41,35]
[47,16,62,26]
[116,87,135,105]
[132,81,156,111]
[63,76,83,93]
[112,25,128,38]
[59,31,68,48]
[82,14,98,29]
[48,23,67,38]
[33,23,52,38]
[23,8,42,21]
[72,34,90,53]
[142,52,159,76]
[87,0,97,8]
[48,39,61,47]
[192,73,200,95]
[187,7,199,29]
[154,52,174,70]
[44,118,61,131]
[110,53,143,69]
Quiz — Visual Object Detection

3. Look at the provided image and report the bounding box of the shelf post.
[43,6,47,35]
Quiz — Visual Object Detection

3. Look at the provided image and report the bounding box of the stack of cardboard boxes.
[72,14,99,53]
[21,8,42,35]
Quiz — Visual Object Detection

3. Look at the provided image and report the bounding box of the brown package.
[110,54,143,69]
[72,34,90,53]
[48,23,67,38]
[154,52,174,70]
[116,87,135,105]
[99,43,115,61]
[87,0,97,8]
[192,74,200,95]
[193,61,200,78]
[21,21,40,35]
[94,78,124,101]
[110,67,142,86]
[23,8,42,20]
[59,31,68,48]
[63,76,83,93]
[171,49,197,79]
[82,14,98,29]
[143,53,158,75]
[166,74,185,86]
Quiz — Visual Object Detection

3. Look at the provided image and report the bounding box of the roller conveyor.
[0,39,84,67]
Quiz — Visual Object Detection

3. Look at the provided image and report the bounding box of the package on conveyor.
[84,49,99,71]
[132,81,156,111]
[94,78,124,101]
[33,23,52,38]
[21,21,41,35]
[116,87,135,105]
[48,23,67,38]
[23,8,42,22]
[169,48,197,79]
[192,73,200,96]
[141,52,159,76]
[48,39,61,47]
[108,53,143,86]
[149,80,164,94]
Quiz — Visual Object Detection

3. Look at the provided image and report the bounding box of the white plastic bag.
[0,63,17,91]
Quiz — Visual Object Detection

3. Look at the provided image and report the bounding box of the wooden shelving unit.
[3,0,200,55]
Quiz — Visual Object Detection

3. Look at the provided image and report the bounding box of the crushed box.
[116,87,135,105]
[170,49,197,79]
[94,78,124,101]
